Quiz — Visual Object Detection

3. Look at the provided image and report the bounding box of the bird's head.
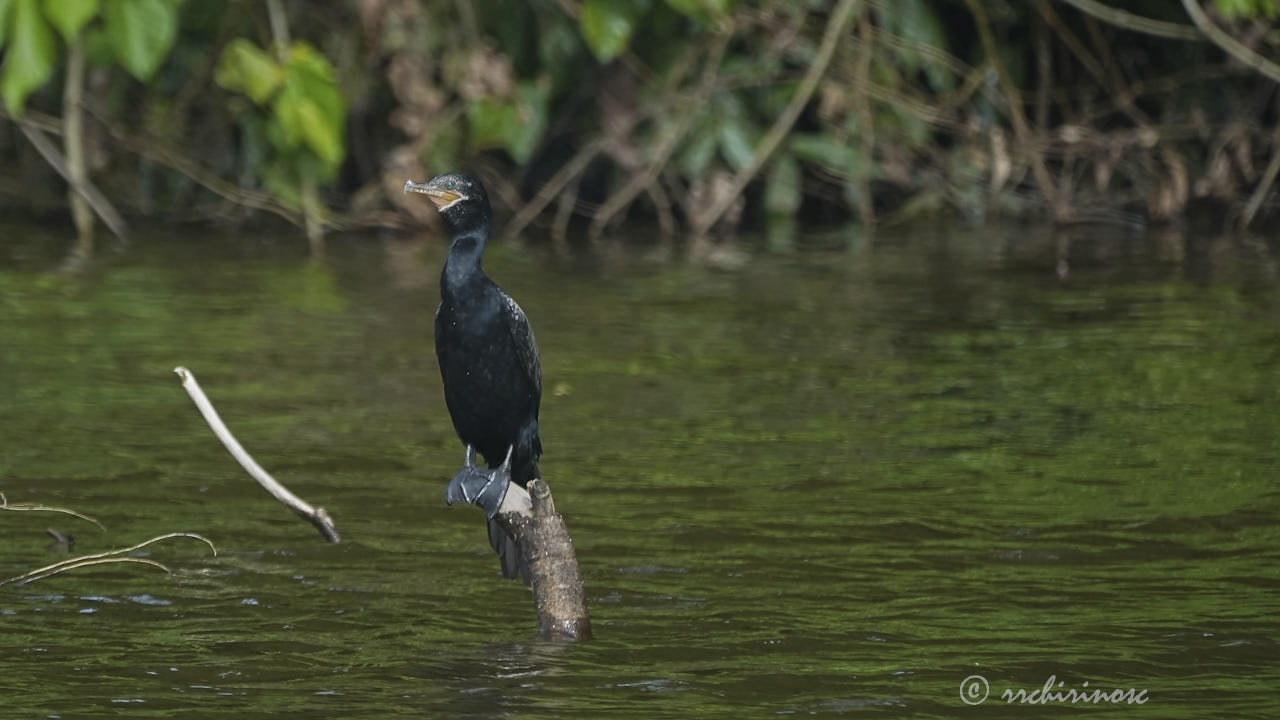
[404,171,490,236]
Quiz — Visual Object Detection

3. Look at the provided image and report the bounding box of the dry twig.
[1,533,216,587]
[174,366,340,543]
[0,492,105,531]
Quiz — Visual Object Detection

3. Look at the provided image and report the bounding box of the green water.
[1,223,1277,718]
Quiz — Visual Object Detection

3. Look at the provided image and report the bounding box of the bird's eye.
[447,181,456,190]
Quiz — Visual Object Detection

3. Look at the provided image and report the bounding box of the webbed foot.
[445,445,513,518]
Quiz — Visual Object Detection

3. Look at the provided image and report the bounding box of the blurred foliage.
[1212,0,1278,20]
[216,39,346,207]
[0,0,180,115]
[2,0,1280,239]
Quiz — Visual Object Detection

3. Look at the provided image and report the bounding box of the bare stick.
[174,367,340,543]
[495,479,591,641]
[0,492,105,531]
[499,138,603,245]
[1242,118,1280,229]
[0,532,215,587]
[16,123,128,240]
[692,0,858,236]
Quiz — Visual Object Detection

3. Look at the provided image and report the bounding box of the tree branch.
[1178,0,1280,83]
[1057,0,1202,41]
[16,123,129,240]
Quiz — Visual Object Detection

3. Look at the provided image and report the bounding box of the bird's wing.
[502,293,542,397]
[433,303,446,377]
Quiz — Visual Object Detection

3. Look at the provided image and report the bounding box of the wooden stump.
[495,479,592,641]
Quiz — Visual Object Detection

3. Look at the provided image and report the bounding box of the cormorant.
[404,171,542,581]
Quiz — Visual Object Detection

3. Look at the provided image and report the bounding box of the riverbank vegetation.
[2,0,1279,256]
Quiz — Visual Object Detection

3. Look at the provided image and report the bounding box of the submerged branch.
[0,492,105,531]
[174,367,340,543]
[0,532,215,587]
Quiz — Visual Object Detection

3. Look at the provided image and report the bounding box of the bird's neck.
[442,231,488,296]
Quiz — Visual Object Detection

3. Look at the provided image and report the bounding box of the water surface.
[1,222,1277,717]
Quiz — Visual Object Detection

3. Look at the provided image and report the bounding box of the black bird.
[404,171,542,581]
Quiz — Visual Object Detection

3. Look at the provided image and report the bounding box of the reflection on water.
[1,222,1278,718]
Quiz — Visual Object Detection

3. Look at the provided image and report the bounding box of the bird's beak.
[404,180,463,210]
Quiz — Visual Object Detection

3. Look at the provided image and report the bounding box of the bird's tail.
[491,450,537,583]
[488,516,530,584]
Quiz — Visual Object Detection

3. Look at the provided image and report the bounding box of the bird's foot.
[445,445,512,518]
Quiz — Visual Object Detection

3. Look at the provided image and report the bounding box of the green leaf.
[464,80,548,164]
[789,133,859,175]
[43,0,99,42]
[268,43,346,177]
[0,0,17,49]
[579,0,634,62]
[293,97,342,167]
[506,80,547,163]
[102,0,178,81]
[284,43,344,128]
[214,39,283,105]
[466,97,511,154]
[874,0,953,92]
[717,119,754,172]
[1,0,56,116]
[1215,0,1278,19]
